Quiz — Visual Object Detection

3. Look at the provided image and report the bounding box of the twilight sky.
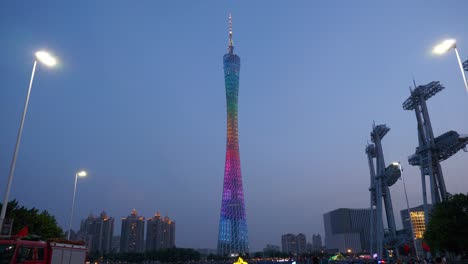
[0,1,467,252]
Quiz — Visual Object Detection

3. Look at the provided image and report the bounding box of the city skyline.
[0,1,467,252]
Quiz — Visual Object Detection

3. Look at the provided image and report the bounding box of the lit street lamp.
[0,51,57,233]
[433,39,468,92]
[67,170,87,240]
[392,162,419,261]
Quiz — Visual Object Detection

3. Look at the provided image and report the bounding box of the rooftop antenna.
[228,13,234,53]
[412,75,417,89]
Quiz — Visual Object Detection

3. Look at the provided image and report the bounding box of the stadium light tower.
[433,39,468,92]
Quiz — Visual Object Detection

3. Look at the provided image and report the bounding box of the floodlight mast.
[367,124,399,260]
[403,81,468,224]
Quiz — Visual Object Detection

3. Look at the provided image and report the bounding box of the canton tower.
[217,14,249,256]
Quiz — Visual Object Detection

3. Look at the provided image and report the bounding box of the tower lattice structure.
[403,81,468,223]
[366,124,401,258]
[217,14,249,256]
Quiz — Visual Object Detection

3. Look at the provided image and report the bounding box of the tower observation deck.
[403,81,468,223]
[217,14,249,256]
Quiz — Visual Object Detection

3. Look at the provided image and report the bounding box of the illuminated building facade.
[410,212,426,239]
[77,211,114,254]
[146,212,176,251]
[400,204,432,239]
[120,209,145,253]
[217,14,249,256]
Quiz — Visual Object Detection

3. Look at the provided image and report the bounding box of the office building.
[400,204,432,239]
[323,208,375,253]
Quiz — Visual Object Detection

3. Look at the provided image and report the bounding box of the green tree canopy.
[0,200,63,239]
[424,193,468,254]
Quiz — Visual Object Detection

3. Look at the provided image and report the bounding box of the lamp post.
[392,162,419,261]
[67,170,87,240]
[0,51,57,233]
[433,39,468,92]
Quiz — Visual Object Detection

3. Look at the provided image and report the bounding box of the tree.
[424,193,468,254]
[0,200,63,239]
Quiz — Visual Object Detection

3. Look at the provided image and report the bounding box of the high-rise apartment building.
[77,211,114,254]
[282,234,296,254]
[120,209,145,253]
[296,233,306,255]
[146,212,176,251]
[217,15,249,256]
[312,234,322,251]
[281,233,306,255]
[323,208,375,253]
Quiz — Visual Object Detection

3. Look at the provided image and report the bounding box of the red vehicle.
[0,238,87,264]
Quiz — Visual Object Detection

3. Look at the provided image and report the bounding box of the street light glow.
[77,171,87,177]
[432,39,456,55]
[35,51,57,66]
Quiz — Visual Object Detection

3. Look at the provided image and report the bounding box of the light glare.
[35,51,57,66]
[432,39,456,55]
[77,171,87,177]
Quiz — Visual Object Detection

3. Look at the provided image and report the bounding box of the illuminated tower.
[217,14,249,256]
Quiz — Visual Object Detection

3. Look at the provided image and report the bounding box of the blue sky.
[1,1,467,251]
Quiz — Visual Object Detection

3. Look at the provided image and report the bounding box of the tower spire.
[228,13,233,54]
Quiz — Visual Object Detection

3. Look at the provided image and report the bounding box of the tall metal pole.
[398,164,419,261]
[366,144,376,255]
[453,47,468,92]
[0,60,38,232]
[67,173,79,240]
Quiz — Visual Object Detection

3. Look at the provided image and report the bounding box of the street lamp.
[432,39,468,92]
[0,51,57,233]
[392,162,419,261]
[67,170,87,240]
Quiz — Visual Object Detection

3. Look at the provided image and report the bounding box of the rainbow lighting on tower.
[217,14,249,256]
